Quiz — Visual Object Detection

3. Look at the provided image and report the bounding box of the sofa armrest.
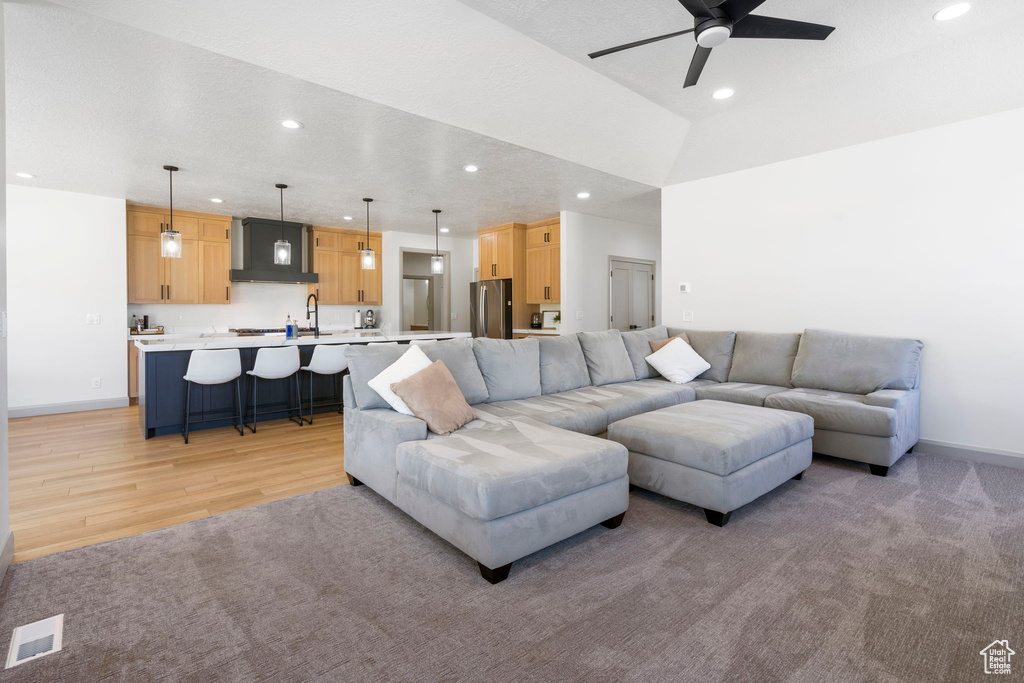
[865,389,920,451]
[344,406,428,503]
[864,389,912,410]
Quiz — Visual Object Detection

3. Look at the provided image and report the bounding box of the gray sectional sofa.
[343,327,922,582]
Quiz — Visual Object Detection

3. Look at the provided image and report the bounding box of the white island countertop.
[134,330,471,353]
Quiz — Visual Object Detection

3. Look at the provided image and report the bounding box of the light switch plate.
[85,313,101,325]
[451,312,458,320]
[682,311,694,323]
[576,311,583,320]
[678,283,691,293]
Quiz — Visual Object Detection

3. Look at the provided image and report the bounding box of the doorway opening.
[400,250,450,332]
[609,257,656,331]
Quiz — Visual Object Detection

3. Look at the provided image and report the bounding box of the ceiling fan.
[588,0,835,88]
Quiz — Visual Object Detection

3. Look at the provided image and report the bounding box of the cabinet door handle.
[316,237,319,247]
[226,228,230,240]
[226,286,229,300]
[166,285,171,300]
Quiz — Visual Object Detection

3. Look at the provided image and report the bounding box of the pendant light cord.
[280,186,284,239]
[365,200,371,245]
[168,168,173,232]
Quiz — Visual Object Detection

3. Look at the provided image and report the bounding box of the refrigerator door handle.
[478,284,487,337]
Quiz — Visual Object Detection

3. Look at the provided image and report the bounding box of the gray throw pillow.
[791,329,923,394]
[577,330,636,386]
[472,337,542,402]
[667,329,736,383]
[727,332,802,387]
[344,344,408,409]
[621,326,669,380]
[538,335,592,394]
[417,338,489,404]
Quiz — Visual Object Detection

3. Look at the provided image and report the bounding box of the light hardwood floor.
[7,406,345,563]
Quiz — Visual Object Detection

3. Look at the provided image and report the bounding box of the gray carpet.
[0,452,1021,682]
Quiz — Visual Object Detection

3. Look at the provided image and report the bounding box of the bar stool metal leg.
[182,380,192,444]
[234,377,244,436]
[290,373,304,426]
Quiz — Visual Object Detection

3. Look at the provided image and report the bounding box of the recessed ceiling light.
[280,119,304,129]
[440,227,450,233]
[209,197,224,203]
[933,3,970,21]
[712,88,735,100]
[343,215,353,221]
[577,192,591,199]
[15,172,35,179]
[463,164,479,173]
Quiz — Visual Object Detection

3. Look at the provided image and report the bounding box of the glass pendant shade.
[361,248,376,270]
[161,229,182,258]
[431,254,444,274]
[274,239,292,265]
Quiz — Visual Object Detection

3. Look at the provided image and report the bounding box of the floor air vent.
[5,615,63,669]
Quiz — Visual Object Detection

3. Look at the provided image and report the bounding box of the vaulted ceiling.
[8,0,1024,229]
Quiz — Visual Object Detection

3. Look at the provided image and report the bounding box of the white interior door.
[609,258,655,331]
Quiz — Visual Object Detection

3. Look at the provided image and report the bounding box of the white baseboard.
[8,397,130,419]
[915,439,1024,470]
[0,531,14,586]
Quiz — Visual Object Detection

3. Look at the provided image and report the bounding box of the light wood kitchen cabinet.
[525,218,560,304]
[307,225,383,306]
[478,223,520,280]
[199,240,232,304]
[127,204,232,305]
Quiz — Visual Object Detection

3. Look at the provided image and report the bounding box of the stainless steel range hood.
[230,216,319,284]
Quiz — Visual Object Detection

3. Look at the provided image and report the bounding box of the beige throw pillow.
[649,332,689,354]
[390,361,476,436]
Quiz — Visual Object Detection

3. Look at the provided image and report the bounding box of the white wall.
[661,107,1024,457]
[402,251,446,330]
[7,185,128,412]
[1,12,12,567]
[383,231,474,334]
[560,211,661,335]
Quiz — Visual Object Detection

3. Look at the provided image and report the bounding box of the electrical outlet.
[678,283,691,294]
[576,311,583,320]
[85,313,100,325]
[91,378,102,389]
[682,311,694,323]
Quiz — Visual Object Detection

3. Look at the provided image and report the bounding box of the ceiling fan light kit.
[588,0,835,88]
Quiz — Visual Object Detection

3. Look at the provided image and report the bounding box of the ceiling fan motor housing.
[695,9,733,48]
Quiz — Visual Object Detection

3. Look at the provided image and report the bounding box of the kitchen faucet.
[306,293,319,338]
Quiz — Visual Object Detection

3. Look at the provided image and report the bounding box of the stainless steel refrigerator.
[470,279,513,338]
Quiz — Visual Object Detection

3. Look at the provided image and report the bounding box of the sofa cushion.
[694,382,790,407]
[667,329,736,383]
[727,332,801,387]
[790,329,923,394]
[764,388,897,437]
[538,335,592,394]
[645,338,711,384]
[395,417,627,521]
[608,400,813,477]
[621,326,669,380]
[649,333,688,354]
[473,396,608,436]
[577,330,636,386]
[367,345,434,415]
[552,378,696,425]
[472,337,542,403]
[390,361,476,436]
[345,343,410,410]
[416,338,489,404]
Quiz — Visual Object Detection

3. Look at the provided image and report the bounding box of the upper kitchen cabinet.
[307,225,383,306]
[525,218,560,304]
[126,204,232,304]
[478,223,522,280]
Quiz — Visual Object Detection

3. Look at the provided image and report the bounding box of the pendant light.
[274,183,291,266]
[160,165,182,258]
[360,198,376,270]
[431,209,444,275]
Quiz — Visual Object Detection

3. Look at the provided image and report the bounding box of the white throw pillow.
[367,345,433,415]
[645,338,711,384]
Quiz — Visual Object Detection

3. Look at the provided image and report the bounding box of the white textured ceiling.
[462,0,1024,181]
[5,2,661,236]
[41,0,690,187]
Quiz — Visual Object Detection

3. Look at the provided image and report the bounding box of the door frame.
[399,248,451,332]
[401,276,434,330]
[608,256,656,331]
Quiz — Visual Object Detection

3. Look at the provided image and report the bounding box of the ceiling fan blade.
[731,14,835,40]
[677,0,711,18]
[717,0,767,23]
[684,46,712,88]
[588,28,695,59]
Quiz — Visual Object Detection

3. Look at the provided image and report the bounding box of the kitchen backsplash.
[129,282,381,330]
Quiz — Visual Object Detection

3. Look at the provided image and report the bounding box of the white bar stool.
[300,345,349,424]
[244,346,303,432]
[182,349,243,444]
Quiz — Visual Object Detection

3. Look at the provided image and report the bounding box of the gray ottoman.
[395,416,629,583]
[608,400,813,526]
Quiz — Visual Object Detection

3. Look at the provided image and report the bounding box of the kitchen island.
[136,331,470,438]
